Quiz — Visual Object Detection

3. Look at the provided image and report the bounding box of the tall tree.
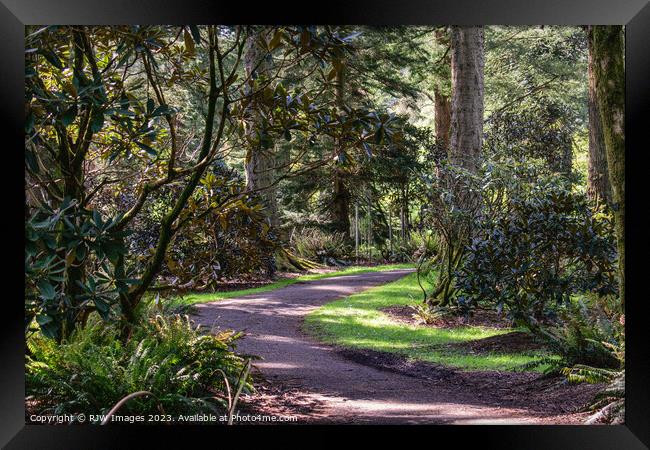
[243,29,279,228]
[433,28,452,149]
[592,25,625,309]
[449,26,485,172]
[427,26,485,307]
[331,59,352,237]
[586,26,612,207]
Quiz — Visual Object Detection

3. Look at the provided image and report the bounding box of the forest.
[24,25,625,425]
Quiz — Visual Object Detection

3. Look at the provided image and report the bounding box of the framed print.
[2,0,648,447]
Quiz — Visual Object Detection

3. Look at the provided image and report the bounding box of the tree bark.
[244,30,279,228]
[592,25,625,310]
[434,89,452,149]
[433,28,452,149]
[586,26,612,207]
[331,60,351,236]
[58,27,92,340]
[449,26,484,172]
[428,26,484,307]
[332,169,351,235]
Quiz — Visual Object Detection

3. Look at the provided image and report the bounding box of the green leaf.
[90,112,104,133]
[37,280,56,300]
[25,149,39,174]
[92,209,102,227]
[39,321,60,339]
[36,314,54,326]
[93,297,111,319]
[61,104,78,126]
[40,49,63,69]
[25,111,35,134]
[184,29,196,55]
[116,49,133,68]
[135,141,158,157]
[152,104,173,117]
[374,126,383,144]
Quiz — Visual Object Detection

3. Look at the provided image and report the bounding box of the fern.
[26,307,252,421]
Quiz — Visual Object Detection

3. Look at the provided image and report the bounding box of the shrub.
[26,311,252,421]
[417,162,484,306]
[541,294,623,369]
[456,173,617,332]
[518,296,625,424]
[126,162,279,288]
[25,198,132,341]
[291,227,351,264]
[409,303,452,325]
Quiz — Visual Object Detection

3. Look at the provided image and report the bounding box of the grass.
[164,263,415,309]
[304,272,554,372]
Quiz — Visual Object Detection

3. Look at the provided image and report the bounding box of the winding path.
[192,269,563,424]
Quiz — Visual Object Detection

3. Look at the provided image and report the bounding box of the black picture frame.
[2,0,648,447]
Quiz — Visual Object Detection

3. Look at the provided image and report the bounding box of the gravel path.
[192,269,584,424]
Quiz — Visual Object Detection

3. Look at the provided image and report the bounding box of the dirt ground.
[193,269,603,425]
[382,304,514,329]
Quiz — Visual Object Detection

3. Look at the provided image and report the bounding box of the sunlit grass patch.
[165,263,415,309]
[304,273,554,372]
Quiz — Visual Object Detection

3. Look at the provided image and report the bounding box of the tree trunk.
[434,89,452,148]
[58,28,91,340]
[449,26,485,172]
[434,28,452,149]
[332,168,351,235]
[428,26,484,307]
[331,60,351,236]
[592,25,625,310]
[586,26,612,207]
[243,31,279,228]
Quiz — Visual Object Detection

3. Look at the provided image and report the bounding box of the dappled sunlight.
[305,273,550,371]
[295,391,538,424]
[25,22,618,426]
[255,362,304,370]
[166,266,415,308]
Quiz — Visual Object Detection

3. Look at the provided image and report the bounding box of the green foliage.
[484,97,576,174]
[516,292,623,377]
[409,303,452,325]
[418,162,483,306]
[159,162,278,285]
[25,24,394,337]
[562,364,620,384]
[456,165,617,331]
[484,26,587,128]
[517,296,625,424]
[25,198,133,340]
[541,294,623,369]
[26,311,251,420]
[583,370,624,424]
[291,227,351,264]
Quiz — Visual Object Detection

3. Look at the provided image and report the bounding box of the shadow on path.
[192,269,593,424]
